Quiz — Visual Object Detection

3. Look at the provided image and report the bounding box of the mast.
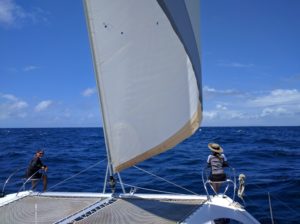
[83,0,115,186]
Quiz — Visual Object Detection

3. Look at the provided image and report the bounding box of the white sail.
[84,0,202,173]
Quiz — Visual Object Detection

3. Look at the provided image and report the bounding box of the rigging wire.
[249,181,298,214]
[1,166,27,194]
[268,192,275,224]
[46,159,106,192]
[133,165,199,195]
[234,130,299,216]
[117,181,188,195]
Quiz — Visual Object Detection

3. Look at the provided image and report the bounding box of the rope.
[133,166,199,195]
[4,179,24,186]
[2,166,27,194]
[118,182,187,195]
[46,159,106,192]
[268,192,275,224]
[237,174,246,204]
[249,182,298,214]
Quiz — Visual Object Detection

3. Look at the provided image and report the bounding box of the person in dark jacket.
[207,143,229,193]
[26,149,48,191]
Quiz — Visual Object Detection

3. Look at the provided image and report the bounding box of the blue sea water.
[0,127,299,224]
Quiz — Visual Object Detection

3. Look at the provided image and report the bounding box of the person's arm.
[42,165,48,171]
[40,159,48,170]
[35,158,47,170]
[222,154,229,167]
[207,155,211,167]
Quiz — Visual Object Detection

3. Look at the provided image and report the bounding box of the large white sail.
[84,0,202,173]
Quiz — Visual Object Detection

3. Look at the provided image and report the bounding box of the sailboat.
[0,0,260,223]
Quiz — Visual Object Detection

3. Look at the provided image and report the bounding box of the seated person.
[26,149,48,192]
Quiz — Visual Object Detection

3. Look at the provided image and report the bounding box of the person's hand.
[43,166,48,172]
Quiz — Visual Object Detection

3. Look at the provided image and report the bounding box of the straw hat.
[208,143,223,153]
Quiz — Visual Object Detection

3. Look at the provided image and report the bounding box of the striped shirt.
[207,154,227,175]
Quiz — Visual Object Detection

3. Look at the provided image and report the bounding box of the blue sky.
[0,0,299,128]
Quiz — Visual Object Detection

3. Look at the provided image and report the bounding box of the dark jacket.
[26,157,45,178]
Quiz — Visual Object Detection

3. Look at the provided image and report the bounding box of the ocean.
[0,127,299,223]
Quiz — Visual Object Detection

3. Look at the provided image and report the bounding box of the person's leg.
[43,175,47,192]
[31,180,38,190]
[211,182,216,193]
[210,175,218,194]
[216,174,227,193]
[214,183,221,193]
[211,174,225,193]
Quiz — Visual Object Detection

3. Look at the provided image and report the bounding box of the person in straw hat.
[207,143,229,193]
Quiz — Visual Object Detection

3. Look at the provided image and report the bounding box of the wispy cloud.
[0,93,28,119]
[0,0,48,28]
[23,65,39,72]
[260,107,291,117]
[1,93,18,101]
[203,86,241,97]
[282,73,300,82]
[82,88,97,97]
[9,100,28,110]
[253,89,300,119]
[35,100,52,112]
[202,87,300,126]
[204,104,246,121]
[248,89,300,107]
[292,74,300,81]
[216,104,227,110]
[203,111,218,120]
[0,0,24,26]
[218,62,254,68]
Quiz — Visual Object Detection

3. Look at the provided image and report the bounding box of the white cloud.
[0,93,28,119]
[82,88,97,97]
[0,0,26,26]
[216,104,227,110]
[260,107,290,117]
[2,93,18,101]
[249,89,300,107]
[35,100,52,112]
[23,65,39,72]
[203,111,218,120]
[203,86,240,97]
[202,87,300,126]
[9,101,28,110]
[0,0,48,27]
[204,103,246,121]
[87,113,95,118]
[218,62,254,68]
[204,109,246,121]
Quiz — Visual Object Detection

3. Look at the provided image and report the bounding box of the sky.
[0,0,299,128]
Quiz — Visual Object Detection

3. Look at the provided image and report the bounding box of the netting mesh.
[76,198,205,224]
[0,195,102,224]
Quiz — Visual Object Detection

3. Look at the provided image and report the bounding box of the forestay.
[84,0,202,173]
